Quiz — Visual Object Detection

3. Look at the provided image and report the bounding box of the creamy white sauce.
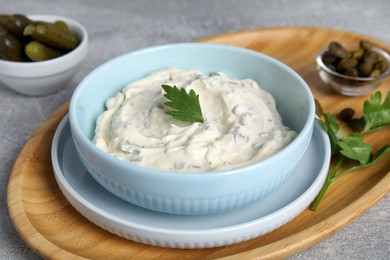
[93,68,297,172]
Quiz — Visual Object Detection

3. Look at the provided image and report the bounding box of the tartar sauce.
[93,68,297,172]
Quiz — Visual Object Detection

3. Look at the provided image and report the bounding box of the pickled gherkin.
[0,13,80,62]
[0,29,24,61]
[25,41,63,61]
[321,40,389,78]
[0,14,32,38]
[0,15,7,28]
[54,21,69,31]
[24,21,79,50]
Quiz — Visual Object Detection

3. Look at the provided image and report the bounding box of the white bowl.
[0,14,88,96]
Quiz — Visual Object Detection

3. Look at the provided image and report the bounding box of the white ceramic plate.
[51,115,330,249]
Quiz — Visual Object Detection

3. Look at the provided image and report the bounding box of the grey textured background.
[1,0,389,259]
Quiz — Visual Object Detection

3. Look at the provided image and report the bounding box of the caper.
[344,68,359,77]
[356,63,371,77]
[351,48,365,60]
[369,69,382,77]
[327,64,336,71]
[336,58,358,72]
[373,60,388,72]
[321,51,337,66]
[360,40,373,51]
[339,108,355,122]
[358,62,374,77]
[329,41,350,59]
[363,51,379,64]
[322,40,387,78]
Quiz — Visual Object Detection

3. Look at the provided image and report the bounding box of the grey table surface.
[1,0,389,259]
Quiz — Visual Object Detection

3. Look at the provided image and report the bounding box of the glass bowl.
[316,43,390,96]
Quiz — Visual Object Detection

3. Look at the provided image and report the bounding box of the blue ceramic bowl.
[69,43,315,215]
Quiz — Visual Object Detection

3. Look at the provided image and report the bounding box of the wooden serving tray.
[8,27,390,259]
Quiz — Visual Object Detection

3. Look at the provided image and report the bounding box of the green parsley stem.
[310,156,344,211]
[311,91,389,211]
[311,144,390,211]
[360,125,387,135]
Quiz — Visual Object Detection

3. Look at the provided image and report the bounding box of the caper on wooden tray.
[0,14,79,62]
[321,40,389,78]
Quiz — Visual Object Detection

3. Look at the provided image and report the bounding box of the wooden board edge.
[7,102,73,259]
[221,173,390,259]
[5,27,390,259]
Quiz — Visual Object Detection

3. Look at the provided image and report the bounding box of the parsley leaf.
[162,84,204,123]
[310,92,390,211]
[362,91,390,133]
[337,145,390,179]
[337,133,371,165]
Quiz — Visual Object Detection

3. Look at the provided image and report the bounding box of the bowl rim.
[0,14,88,75]
[316,42,390,82]
[69,42,316,176]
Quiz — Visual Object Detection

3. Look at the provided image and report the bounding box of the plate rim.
[51,114,331,246]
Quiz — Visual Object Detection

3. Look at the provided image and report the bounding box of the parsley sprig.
[348,91,390,134]
[311,91,390,211]
[162,84,204,123]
